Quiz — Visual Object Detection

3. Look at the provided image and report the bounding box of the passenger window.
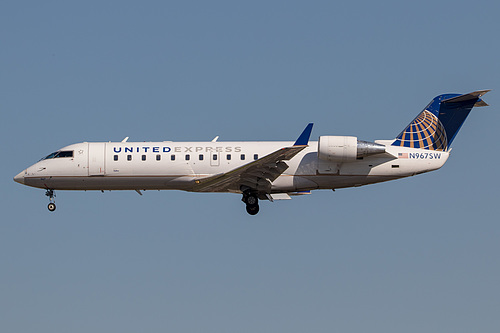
[156,154,161,161]
[227,154,231,160]
[185,154,190,161]
[254,154,258,160]
[114,155,118,161]
[199,154,204,161]
[127,155,132,161]
[171,155,175,161]
[241,154,245,160]
[142,155,146,161]
[213,154,217,160]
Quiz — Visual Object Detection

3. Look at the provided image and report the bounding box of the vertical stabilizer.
[392,90,490,151]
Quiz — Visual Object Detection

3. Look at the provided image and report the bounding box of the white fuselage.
[16,140,449,193]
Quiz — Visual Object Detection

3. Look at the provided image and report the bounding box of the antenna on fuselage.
[121,137,129,142]
[211,136,219,142]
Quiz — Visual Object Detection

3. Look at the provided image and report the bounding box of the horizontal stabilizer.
[442,90,491,107]
[474,100,489,107]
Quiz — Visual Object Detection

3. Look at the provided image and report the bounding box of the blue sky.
[1,1,499,332]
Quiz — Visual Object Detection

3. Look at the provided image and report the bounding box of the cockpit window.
[56,151,74,158]
[42,152,59,160]
[41,150,74,160]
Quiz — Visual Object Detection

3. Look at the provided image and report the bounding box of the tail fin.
[392,90,490,151]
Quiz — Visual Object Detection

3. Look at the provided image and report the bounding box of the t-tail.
[392,90,490,151]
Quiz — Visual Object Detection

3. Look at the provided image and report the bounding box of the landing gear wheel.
[242,190,260,215]
[48,202,56,212]
[246,204,259,215]
[244,193,258,206]
[45,189,56,212]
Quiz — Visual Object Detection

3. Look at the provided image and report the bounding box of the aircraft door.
[88,143,106,176]
[210,152,220,167]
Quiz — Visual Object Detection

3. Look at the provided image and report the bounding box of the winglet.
[293,123,314,146]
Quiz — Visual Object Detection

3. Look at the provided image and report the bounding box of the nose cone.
[14,170,26,185]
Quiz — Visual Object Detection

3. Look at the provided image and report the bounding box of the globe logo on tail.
[393,110,448,151]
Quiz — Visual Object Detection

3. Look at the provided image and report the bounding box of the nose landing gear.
[45,189,56,212]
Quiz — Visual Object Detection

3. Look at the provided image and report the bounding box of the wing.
[192,123,314,193]
[193,145,308,193]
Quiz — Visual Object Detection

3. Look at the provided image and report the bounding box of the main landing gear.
[242,191,259,215]
[45,189,56,212]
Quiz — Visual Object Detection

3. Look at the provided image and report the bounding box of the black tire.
[246,204,259,215]
[48,203,56,212]
[245,194,258,206]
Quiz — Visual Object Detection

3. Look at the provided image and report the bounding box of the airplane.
[14,90,490,215]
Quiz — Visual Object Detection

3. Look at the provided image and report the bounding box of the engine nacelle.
[318,136,357,162]
[318,136,386,162]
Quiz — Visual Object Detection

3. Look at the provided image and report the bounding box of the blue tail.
[392,90,490,151]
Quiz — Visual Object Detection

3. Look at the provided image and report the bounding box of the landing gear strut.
[45,189,56,212]
[242,191,259,215]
